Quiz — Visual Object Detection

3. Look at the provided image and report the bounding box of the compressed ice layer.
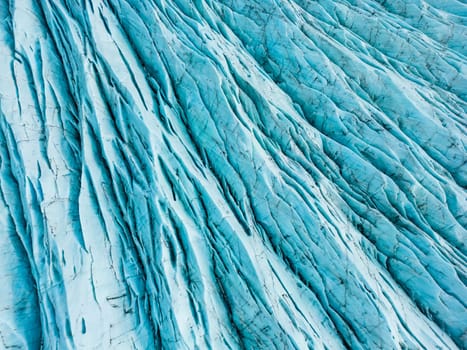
[0,0,465,349]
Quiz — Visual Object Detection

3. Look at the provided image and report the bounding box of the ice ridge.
[0,0,466,349]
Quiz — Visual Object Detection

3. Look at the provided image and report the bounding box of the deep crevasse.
[0,0,465,349]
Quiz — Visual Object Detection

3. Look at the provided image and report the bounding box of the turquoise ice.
[0,0,465,349]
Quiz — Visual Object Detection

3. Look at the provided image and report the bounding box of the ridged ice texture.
[0,0,466,349]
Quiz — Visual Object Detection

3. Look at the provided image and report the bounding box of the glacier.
[0,0,466,349]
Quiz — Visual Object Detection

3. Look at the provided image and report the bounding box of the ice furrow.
[1,0,466,349]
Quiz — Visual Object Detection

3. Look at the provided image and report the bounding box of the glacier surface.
[0,0,466,349]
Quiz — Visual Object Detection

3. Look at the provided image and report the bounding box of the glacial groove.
[0,0,466,349]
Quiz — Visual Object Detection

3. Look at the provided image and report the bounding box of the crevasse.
[0,0,465,349]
